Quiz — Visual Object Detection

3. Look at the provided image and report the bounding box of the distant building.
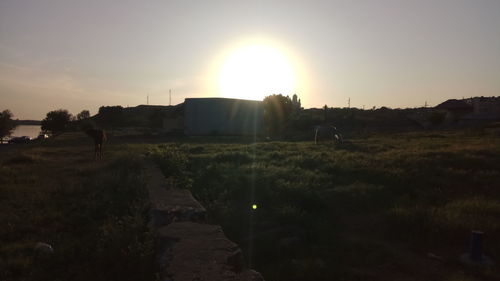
[434,96,500,124]
[292,93,302,112]
[184,98,264,136]
[463,96,500,120]
[434,99,473,122]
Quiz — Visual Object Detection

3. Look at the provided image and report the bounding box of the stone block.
[158,222,264,281]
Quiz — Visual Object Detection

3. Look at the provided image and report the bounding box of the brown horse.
[85,129,107,160]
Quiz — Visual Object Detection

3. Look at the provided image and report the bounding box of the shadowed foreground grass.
[0,133,153,281]
[2,130,499,281]
[151,131,500,281]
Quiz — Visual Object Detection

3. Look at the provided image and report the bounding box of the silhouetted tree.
[77,110,90,120]
[0,110,16,143]
[263,94,293,136]
[98,106,123,129]
[41,109,72,135]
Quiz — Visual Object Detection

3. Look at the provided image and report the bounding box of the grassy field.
[0,133,154,281]
[150,130,500,281]
[2,130,499,281]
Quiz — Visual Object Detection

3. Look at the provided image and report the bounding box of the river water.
[10,125,42,139]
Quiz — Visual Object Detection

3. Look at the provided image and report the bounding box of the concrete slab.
[158,222,264,281]
[144,161,264,280]
[145,163,206,227]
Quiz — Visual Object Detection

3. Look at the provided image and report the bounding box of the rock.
[158,222,263,281]
[460,253,495,267]
[34,242,54,256]
[145,162,264,280]
[277,236,300,251]
[426,252,443,261]
[145,163,206,227]
[238,270,265,281]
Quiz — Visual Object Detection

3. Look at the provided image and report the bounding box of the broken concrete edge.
[143,161,206,226]
[143,160,265,281]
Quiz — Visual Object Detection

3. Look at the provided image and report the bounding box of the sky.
[1,0,499,120]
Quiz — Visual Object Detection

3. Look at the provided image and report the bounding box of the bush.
[434,198,500,232]
[148,134,500,280]
[149,145,190,188]
[263,94,294,136]
[41,109,72,135]
[0,110,16,142]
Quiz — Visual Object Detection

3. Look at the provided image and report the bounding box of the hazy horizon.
[1,0,499,120]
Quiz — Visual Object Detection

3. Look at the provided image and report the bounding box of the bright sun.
[218,44,296,100]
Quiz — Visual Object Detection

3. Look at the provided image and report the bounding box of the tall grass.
[0,138,153,281]
[152,132,500,281]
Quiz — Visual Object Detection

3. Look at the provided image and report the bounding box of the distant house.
[434,97,500,124]
[462,96,500,121]
[434,99,473,122]
[184,98,264,136]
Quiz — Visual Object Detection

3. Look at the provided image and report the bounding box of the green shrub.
[148,133,500,281]
[149,145,188,183]
[434,198,500,233]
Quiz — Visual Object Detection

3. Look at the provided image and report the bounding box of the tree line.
[0,95,297,140]
[3,93,426,141]
[0,110,16,143]
[0,109,92,141]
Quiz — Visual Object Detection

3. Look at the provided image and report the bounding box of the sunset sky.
[1,0,499,119]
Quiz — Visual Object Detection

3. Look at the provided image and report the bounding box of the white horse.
[315,125,343,144]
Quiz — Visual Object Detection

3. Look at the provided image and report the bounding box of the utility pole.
[147,94,149,105]
[169,89,172,106]
[425,101,427,108]
[348,97,350,108]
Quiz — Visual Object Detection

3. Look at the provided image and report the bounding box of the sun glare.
[218,44,296,101]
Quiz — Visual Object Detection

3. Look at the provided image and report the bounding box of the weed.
[149,132,500,280]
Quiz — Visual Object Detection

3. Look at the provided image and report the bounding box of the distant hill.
[88,104,183,128]
[14,120,41,125]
